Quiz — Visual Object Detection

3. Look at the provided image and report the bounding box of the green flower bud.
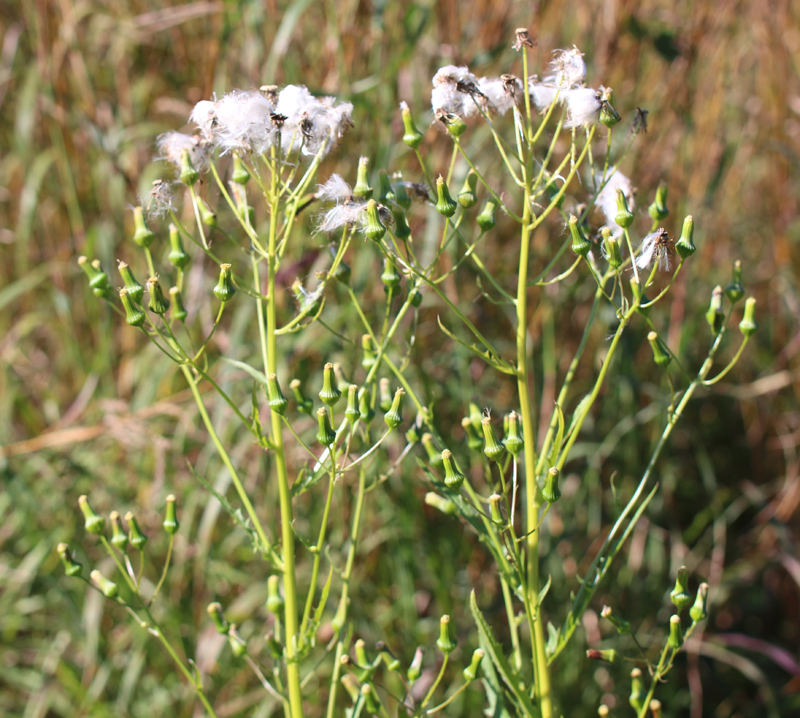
[213,263,236,303]
[125,511,147,550]
[462,417,483,451]
[354,638,371,672]
[78,256,111,299]
[603,229,622,269]
[670,565,692,612]
[162,494,179,535]
[378,169,396,205]
[169,287,188,322]
[481,417,506,462]
[690,582,709,622]
[266,575,284,615]
[422,433,444,467]
[345,384,361,424]
[340,673,359,701]
[477,199,498,232]
[675,215,696,259]
[391,206,412,239]
[227,624,247,657]
[435,175,458,217]
[647,331,672,368]
[436,614,457,655]
[542,467,561,503]
[381,256,402,289]
[725,260,744,304]
[91,570,118,598]
[78,495,105,535]
[232,153,250,185]
[705,285,725,334]
[586,648,619,663]
[361,684,379,713]
[406,414,422,443]
[463,648,484,682]
[196,195,218,227]
[378,377,392,412]
[668,614,683,649]
[384,387,405,429]
[407,646,425,683]
[468,403,482,432]
[358,387,375,424]
[503,411,524,457]
[364,199,386,242]
[168,224,190,268]
[599,98,621,128]
[179,148,199,186]
[119,288,146,327]
[109,511,128,549]
[132,206,156,248]
[439,111,467,138]
[629,668,644,712]
[207,602,229,633]
[424,491,457,515]
[316,407,337,446]
[648,182,669,221]
[361,334,376,370]
[441,449,465,490]
[289,379,314,414]
[401,102,424,149]
[489,493,504,525]
[615,188,634,228]
[267,373,288,415]
[410,288,423,307]
[569,215,591,257]
[117,261,145,303]
[376,642,401,672]
[458,170,478,208]
[319,362,342,406]
[57,543,83,577]
[353,156,373,199]
[147,277,170,315]
[601,605,631,634]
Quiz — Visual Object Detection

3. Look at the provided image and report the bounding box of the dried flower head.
[477,76,523,116]
[431,65,482,117]
[636,228,673,271]
[512,28,536,51]
[316,174,354,204]
[141,179,177,218]
[545,46,587,89]
[156,131,211,173]
[596,168,635,236]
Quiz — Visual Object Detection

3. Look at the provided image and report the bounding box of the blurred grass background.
[1,0,800,716]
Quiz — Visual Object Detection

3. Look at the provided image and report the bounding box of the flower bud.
[57,543,83,577]
[668,614,683,649]
[569,215,591,258]
[345,384,361,424]
[119,288,146,327]
[436,614,457,655]
[168,224,190,268]
[162,494,179,535]
[670,565,692,612]
[289,379,314,415]
[725,260,744,304]
[110,511,128,549]
[406,415,422,443]
[603,229,622,269]
[361,684,379,713]
[401,102,424,149]
[384,387,405,429]
[440,112,467,138]
[147,277,170,315]
[475,200,499,235]
[91,569,118,598]
[378,169,396,205]
[378,377,392,412]
[463,648,484,681]
[675,215,696,259]
[410,288,423,307]
[207,602,229,633]
[601,605,630,634]
[629,668,644,712]
[489,493,504,525]
[392,180,412,210]
[169,287,188,322]
[690,582,709,622]
[196,195,218,227]
[586,648,619,663]
[266,374,288,415]
[542,467,561,503]
[358,387,375,424]
[78,495,106,535]
[422,433,444,467]
[441,449,465,491]
[364,199,386,241]
[462,417,483,451]
[650,699,663,718]
[391,207,412,239]
[599,97,621,128]
[425,492,457,516]
[132,206,156,247]
[213,263,236,303]
[458,170,478,208]
[435,175,458,217]
[361,334,376,370]
[353,156,373,199]
[340,673,359,701]
[232,153,250,185]
[125,511,148,549]
[78,256,111,299]
[319,362,342,406]
[227,624,247,657]
[705,285,725,334]
[469,403,482,432]
[266,575,284,615]
[118,261,145,303]
[481,417,506,462]
[407,646,425,682]
[738,297,757,337]
[647,331,672,368]
[615,188,634,228]
[381,256,401,289]
[648,182,669,221]
[503,411,524,457]
[316,407,337,446]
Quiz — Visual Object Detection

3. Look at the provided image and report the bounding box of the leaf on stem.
[437,317,516,375]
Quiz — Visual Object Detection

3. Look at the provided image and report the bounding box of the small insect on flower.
[141,180,177,219]
[636,228,674,271]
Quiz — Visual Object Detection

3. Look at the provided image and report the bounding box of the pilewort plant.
[70,29,756,718]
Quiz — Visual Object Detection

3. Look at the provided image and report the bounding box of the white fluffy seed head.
[477,76,522,116]
[545,46,587,89]
[156,131,210,172]
[528,80,559,111]
[317,174,353,203]
[596,167,635,237]
[562,88,602,128]
[140,179,177,219]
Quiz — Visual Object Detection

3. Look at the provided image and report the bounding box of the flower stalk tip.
[213,263,236,303]
[78,495,106,535]
[441,449,466,491]
[435,175,458,217]
[384,387,405,429]
[319,362,342,407]
[163,494,180,535]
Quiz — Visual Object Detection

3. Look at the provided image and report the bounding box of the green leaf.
[437,316,516,376]
[545,622,560,657]
[220,357,268,386]
[537,575,552,609]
